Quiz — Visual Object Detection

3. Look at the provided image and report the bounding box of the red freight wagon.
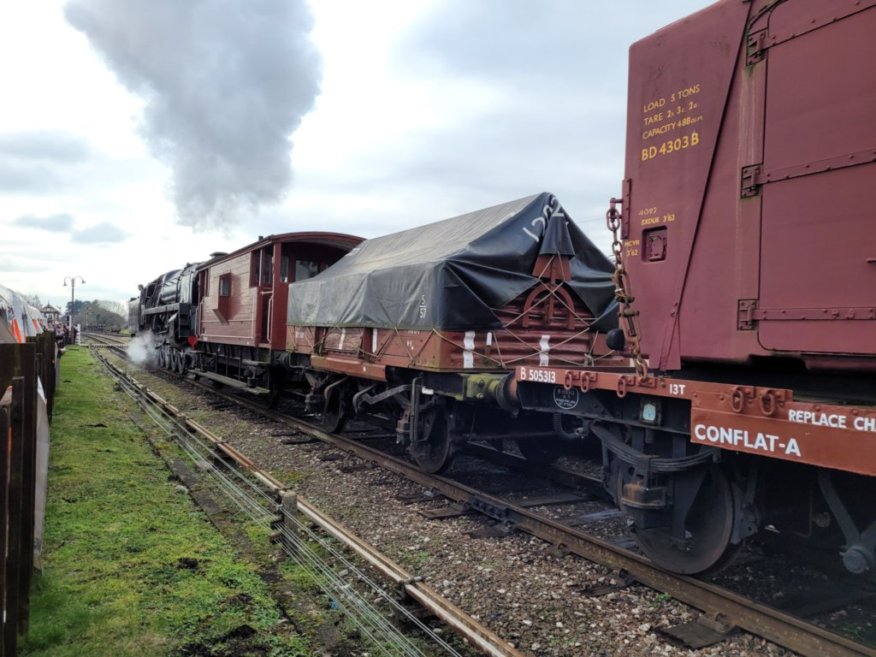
[621,0,876,372]
[285,193,619,470]
[515,0,876,576]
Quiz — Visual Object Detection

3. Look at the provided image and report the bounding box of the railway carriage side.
[187,232,362,394]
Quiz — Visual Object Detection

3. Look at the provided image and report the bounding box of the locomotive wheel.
[624,466,737,575]
[176,350,187,375]
[410,407,453,474]
[157,347,165,369]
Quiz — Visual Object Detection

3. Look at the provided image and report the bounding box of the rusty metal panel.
[758,6,876,355]
[515,364,876,476]
[690,391,876,477]
[623,0,752,370]
[295,282,604,373]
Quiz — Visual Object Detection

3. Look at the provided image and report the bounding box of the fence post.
[279,491,299,555]
[0,389,10,657]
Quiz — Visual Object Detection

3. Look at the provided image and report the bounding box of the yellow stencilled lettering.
[642,122,677,140]
[643,98,666,113]
[669,84,701,103]
[662,213,676,223]
[642,131,701,161]
[641,217,661,226]
[624,239,640,258]
[637,207,658,217]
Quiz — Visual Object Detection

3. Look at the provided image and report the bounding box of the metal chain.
[606,199,649,382]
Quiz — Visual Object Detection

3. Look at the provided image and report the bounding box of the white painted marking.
[463,330,475,368]
[539,334,551,366]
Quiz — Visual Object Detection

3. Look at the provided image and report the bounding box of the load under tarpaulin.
[287,192,618,332]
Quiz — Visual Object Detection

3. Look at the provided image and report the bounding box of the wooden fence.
[0,332,56,656]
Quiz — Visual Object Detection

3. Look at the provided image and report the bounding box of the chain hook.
[606,197,649,387]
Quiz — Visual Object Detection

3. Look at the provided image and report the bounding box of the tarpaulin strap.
[360,328,393,361]
[494,283,593,329]
[429,330,505,367]
[388,326,432,367]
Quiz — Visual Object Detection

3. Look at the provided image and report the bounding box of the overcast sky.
[0,0,707,310]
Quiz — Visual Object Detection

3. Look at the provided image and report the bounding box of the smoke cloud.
[65,0,322,229]
[126,330,158,367]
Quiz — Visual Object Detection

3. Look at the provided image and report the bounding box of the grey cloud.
[0,131,92,193]
[0,163,65,193]
[403,1,706,86]
[65,0,322,230]
[13,213,76,232]
[356,2,710,247]
[0,131,91,163]
[0,257,33,273]
[72,222,128,244]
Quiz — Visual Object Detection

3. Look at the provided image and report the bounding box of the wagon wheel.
[319,385,348,433]
[618,465,738,574]
[267,388,282,409]
[517,436,563,464]
[409,406,454,474]
[552,414,600,457]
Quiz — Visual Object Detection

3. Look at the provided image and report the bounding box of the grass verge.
[21,346,311,657]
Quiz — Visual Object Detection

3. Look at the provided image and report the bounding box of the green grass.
[21,347,311,657]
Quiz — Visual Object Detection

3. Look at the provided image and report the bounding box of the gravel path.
[111,354,795,657]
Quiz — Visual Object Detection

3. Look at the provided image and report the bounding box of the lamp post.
[63,275,85,336]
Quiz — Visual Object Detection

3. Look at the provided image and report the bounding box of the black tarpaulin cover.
[287,192,618,331]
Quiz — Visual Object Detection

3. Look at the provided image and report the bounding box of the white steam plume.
[65,0,322,229]
[127,331,157,367]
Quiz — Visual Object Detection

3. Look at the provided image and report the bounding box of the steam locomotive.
[131,0,876,576]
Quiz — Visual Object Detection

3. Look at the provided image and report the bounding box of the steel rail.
[185,380,874,657]
[100,348,876,657]
[82,332,130,346]
[261,417,876,657]
[93,349,525,657]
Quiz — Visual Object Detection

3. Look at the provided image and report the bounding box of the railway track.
[82,332,130,348]
[88,340,876,657]
[88,344,523,657]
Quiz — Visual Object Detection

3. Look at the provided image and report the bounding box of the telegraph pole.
[63,275,85,336]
